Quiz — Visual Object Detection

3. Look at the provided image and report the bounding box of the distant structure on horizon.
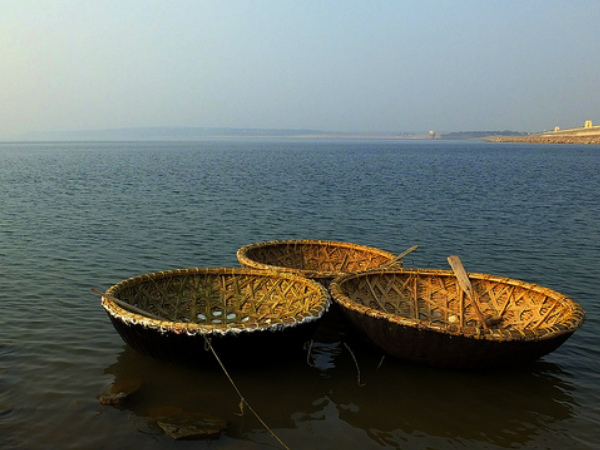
[549,119,599,136]
[429,130,436,139]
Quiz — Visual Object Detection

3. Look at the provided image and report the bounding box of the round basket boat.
[100,268,330,366]
[237,240,416,287]
[330,267,585,369]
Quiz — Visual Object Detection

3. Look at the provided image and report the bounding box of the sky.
[1,1,599,138]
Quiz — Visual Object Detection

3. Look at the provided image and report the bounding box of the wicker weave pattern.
[330,268,585,341]
[103,268,330,336]
[237,240,399,280]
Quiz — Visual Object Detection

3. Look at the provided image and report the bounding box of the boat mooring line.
[343,343,366,387]
[203,337,291,450]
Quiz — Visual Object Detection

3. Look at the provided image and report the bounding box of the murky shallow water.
[0,139,598,449]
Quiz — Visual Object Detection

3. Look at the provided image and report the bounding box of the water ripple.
[1,140,598,449]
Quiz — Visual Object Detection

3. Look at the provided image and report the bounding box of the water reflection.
[102,328,575,449]
[102,345,330,442]
[326,343,575,448]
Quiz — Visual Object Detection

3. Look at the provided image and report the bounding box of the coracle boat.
[329,257,585,368]
[237,239,418,287]
[98,268,330,366]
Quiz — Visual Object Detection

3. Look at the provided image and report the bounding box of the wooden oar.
[447,256,489,330]
[91,288,163,320]
[379,245,419,268]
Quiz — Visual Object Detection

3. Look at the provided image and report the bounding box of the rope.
[343,343,365,387]
[203,337,291,450]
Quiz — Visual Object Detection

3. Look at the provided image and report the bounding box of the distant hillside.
[440,130,529,140]
[14,127,535,142]
[18,127,325,141]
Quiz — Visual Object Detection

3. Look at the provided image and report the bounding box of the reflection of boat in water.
[100,340,576,448]
[101,346,332,438]
[327,348,575,448]
[330,262,585,368]
[99,268,329,367]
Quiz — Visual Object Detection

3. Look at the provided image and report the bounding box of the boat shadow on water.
[100,315,576,448]
[326,341,576,448]
[100,345,332,442]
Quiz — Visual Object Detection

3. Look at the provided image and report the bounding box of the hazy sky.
[2,1,599,137]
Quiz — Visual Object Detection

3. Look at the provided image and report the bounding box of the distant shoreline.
[5,127,435,142]
[6,126,600,144]
[486,135,600,145]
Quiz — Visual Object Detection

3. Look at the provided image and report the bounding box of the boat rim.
[236,239,399,278]
[102,267,330,337]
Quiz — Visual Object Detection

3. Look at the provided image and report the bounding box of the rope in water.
[204,337,291,450]
[343,343,365,387]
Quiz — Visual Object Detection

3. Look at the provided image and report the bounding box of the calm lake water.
[0,139,598,450]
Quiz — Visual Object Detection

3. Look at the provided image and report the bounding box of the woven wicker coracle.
[100,268,330,366]
[237,240,417,286]
[329,265,585,368]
